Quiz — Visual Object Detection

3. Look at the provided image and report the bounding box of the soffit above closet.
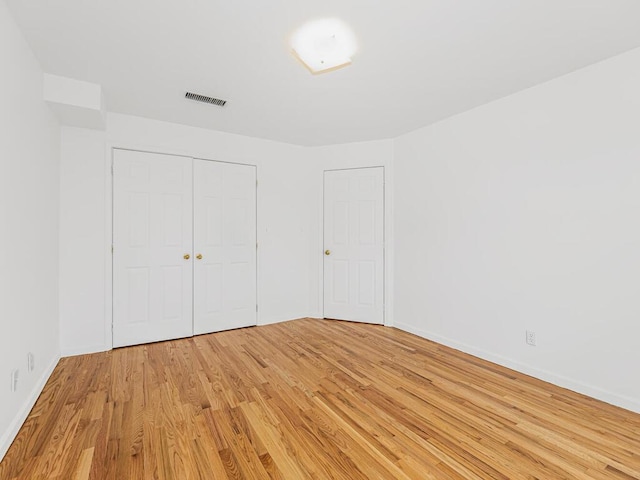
[7,0,640,146]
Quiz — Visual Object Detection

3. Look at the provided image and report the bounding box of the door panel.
[324,168,384,324]
[193,160,257,334]
[113,150,193,347]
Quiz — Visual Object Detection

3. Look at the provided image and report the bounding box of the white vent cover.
[185,92,227,107]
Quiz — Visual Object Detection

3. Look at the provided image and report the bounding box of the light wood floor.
[1,319,639,479]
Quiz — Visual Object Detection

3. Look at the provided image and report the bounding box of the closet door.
[112,150,193,348]
[193,160,257,334]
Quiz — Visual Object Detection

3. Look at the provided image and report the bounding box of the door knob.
[183,254,190,260]
[325,250,331,256]
[196,254,203,260]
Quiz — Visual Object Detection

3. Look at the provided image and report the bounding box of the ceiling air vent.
[185,91,227,107]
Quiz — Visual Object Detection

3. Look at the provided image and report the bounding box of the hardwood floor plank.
[72,447,94,480]
[2,318,639,479]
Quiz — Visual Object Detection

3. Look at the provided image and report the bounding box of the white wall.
[59,127,106,355]
[308,141,395,322]
[393,47,640,413]
[0,0,61,459]
[59,113,315,354]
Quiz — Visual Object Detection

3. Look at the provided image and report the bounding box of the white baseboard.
[259,313,316,327]
[307,312,394,327]
[394,321,640,415]
[0,353,60,462]
[61,344,108,358]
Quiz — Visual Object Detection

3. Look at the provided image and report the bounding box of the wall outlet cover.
[11,369,19,392]
[526,330,536,346]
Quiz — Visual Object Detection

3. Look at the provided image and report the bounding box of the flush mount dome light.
[291,18,357,74]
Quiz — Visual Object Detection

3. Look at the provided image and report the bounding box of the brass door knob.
[196,254,203,260]
[325,250,331,256]
[183,254,190,260]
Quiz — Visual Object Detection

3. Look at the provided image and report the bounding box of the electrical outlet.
[27,352,35,373]
[10,370,19,392]
[526,330,536,346]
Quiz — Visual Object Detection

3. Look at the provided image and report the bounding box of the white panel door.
[113,150,193,347]
[324,167,384,324]
[193,160,257,334]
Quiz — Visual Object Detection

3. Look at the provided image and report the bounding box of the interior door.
[323,167,384,324]
[193,159,257,334]
[112,149,193,348]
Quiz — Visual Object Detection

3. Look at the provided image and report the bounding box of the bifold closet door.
[112,150,194,348]
[193,160,257,334]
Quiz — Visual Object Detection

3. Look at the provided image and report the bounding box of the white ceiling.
[7,0,640,146]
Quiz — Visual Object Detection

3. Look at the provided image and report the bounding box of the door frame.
[320,166,394,326]
[104,144,259,351]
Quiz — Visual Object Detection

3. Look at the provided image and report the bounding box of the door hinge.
[111,164,114,175]
[256,304,258,312]
[111,245,114,254]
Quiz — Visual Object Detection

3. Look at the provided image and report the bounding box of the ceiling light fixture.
[291,19,357,74]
